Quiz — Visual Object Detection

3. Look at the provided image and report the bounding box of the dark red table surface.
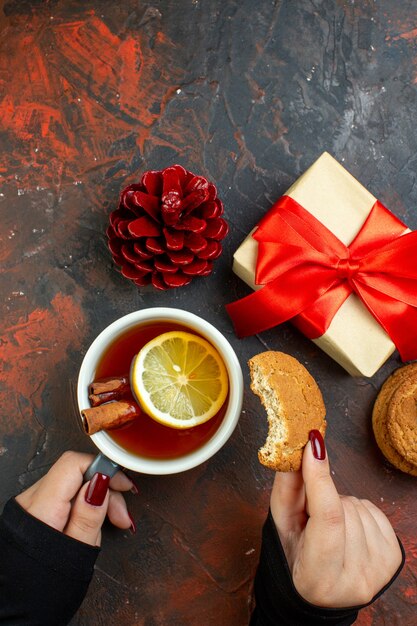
[1,1,416,624]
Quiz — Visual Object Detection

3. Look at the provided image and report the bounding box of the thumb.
[302,430,345,560]
[64,473,110,546]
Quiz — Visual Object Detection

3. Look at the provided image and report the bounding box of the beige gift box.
[232,152,400,377]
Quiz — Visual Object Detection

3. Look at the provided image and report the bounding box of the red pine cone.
[107,165,229,290]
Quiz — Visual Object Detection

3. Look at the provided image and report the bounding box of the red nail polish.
[85,473,110,506]
[128,477,140,495]
[121,470,139,494]
[128,512,136,535]
[309,430,326,460]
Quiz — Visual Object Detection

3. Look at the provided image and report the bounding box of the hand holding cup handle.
[16,451,136,547]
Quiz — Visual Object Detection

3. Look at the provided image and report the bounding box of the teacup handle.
[83,452,120,482]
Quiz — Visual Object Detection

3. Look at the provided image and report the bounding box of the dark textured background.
[1,1,416,624]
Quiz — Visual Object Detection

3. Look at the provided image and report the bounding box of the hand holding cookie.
[271,433,404,608]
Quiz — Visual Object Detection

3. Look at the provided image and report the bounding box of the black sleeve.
[250,510,406,626]
[0,498,100,626]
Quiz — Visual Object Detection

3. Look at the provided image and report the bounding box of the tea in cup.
[77,308,243,474]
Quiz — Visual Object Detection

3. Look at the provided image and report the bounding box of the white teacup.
[77,307,244,475]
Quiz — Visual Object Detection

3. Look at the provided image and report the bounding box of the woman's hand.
[270,430,403,608]
[16,451,137,547]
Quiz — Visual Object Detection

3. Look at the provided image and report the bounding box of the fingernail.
[85,473,110,506]
[128,477,140,495]
[128,512,136,535]
[309,429,326,460]
[122,470,139,495]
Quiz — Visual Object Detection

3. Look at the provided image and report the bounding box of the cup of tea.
[77,307,244,474]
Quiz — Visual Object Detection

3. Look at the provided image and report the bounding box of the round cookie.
[372,364,417,476]
[387,376,417,467]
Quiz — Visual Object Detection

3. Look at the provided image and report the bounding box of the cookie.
[372,363,417,476]
[248,351,326,472]
[387,376,417,467]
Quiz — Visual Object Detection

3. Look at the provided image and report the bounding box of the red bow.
[226,196,417,361]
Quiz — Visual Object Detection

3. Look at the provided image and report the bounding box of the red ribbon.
[226,195,417,361]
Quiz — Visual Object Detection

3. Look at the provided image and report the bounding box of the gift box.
[228,152,417,376]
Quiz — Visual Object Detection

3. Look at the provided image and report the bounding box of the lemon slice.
[131,331,229,429]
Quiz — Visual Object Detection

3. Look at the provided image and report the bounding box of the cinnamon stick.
[88,376,131,407]
[81,400,141,435]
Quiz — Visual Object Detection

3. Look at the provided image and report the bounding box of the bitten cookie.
[372,364,417,477]
[248,351,326,472]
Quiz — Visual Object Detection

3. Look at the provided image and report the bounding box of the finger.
[344,497,382,538]
[302,431,345,563]
[107,490,135,532]
[341,496,400,593]
[359,499,400,544]
[39,451,96,501]
[354,500,402,571]
[109,470,139,494]
[344,498,403,595]
[340,497,370,560]
[64,476,110,546]
[270,470,306,535]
